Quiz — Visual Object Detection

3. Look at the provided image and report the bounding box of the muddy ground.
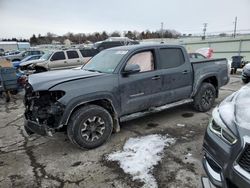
[0,75,244,188]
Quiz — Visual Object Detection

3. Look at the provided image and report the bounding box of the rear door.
[48,51,67,69]
[119,49,162,115]
[157,47,193,104]
[66,50,82,67]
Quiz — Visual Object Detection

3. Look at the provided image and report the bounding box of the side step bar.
[120,99,193,122]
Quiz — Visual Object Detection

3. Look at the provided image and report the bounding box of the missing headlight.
[24,90,65,128]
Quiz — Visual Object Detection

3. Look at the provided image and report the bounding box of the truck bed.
[191,58,229,96]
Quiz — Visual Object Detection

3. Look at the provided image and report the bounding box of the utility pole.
[233,16,237,38]
[161,22,164,43]
[202,23,207,40]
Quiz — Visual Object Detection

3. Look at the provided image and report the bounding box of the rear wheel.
[67,105,113,149]
[193,83,216,112]
[242,78,249,84]
[3,92,10,102]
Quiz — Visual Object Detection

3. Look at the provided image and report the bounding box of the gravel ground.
[0,74,244,188]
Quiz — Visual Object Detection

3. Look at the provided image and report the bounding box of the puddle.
[181,113,194,118]
[147,123,159,128]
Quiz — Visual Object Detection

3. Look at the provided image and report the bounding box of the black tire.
[67,105,113,149]
[193,83,216,112]
[242,78,249,84]
[3,92,10,102]
[10,89,18,95]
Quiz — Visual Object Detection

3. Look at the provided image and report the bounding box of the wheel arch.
[192,75,219,98]
[61,98,120,133]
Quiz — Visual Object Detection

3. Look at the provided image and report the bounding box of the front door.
[119,50,162,115]
[49,51,67,70]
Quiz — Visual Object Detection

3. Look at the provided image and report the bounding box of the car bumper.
[24,119,50,136]
[203,127,250,188]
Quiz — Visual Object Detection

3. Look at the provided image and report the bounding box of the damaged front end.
[24,83,65,136]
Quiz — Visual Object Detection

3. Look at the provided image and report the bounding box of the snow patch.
[177,123,185,127]
[107,134,175,188]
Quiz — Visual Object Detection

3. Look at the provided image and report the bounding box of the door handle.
[152,75,161,80]
[182,70,189,74]
[64,61,67,63]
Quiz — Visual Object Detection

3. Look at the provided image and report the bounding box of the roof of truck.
[106,43,183,51]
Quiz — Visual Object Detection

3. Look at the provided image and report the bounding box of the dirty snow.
[218,84,250,129]
[107,134,175,188]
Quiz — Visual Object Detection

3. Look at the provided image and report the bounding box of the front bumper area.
[24,119,53,136]
[203,127,250,188]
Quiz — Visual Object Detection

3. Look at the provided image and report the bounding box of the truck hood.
[217,84,250,136]
[28,68,104,91]
[20,59,46,67]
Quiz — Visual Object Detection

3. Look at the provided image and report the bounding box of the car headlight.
[209,108,238,145]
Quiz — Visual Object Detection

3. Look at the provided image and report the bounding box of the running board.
[120,99,193,122]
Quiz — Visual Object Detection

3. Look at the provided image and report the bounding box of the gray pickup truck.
[24,44,229,149]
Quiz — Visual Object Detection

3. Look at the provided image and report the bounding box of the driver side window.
[51,51,65,61]
[127,51,154,72]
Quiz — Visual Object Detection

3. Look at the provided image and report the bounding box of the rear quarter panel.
[191,58,229,97]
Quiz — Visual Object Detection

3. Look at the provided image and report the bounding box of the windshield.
[40,52,53,60]
[82,50,128,73]
[21,56,32,62]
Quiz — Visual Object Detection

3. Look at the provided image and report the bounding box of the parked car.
[5,50,44,62]
[189,52,207,61]
[93,37,139,51]
[20,49,91,73]
[203,84,250,188]
[11,54,42,69]
[23,44,229,149]
[4,50,20,56]
[0,48,4,56]
[242,63,250,83]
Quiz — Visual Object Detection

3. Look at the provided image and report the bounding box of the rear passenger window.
[51,51,65,61]
[80,49,99,57]
[159,48,185,69]
[66,50,79,59]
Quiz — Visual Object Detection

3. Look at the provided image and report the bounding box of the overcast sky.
[0,0,250,39]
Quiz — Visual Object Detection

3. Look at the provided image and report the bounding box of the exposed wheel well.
[202,76,218,97]
[35,66,47,72]
[67,99,120,132]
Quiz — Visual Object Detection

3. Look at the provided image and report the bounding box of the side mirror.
[123,64,140,75]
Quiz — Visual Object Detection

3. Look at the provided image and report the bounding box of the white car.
[20,49,91,73]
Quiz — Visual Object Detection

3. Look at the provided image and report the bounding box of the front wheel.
[193,83,216,112]
[67,105,113,149]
